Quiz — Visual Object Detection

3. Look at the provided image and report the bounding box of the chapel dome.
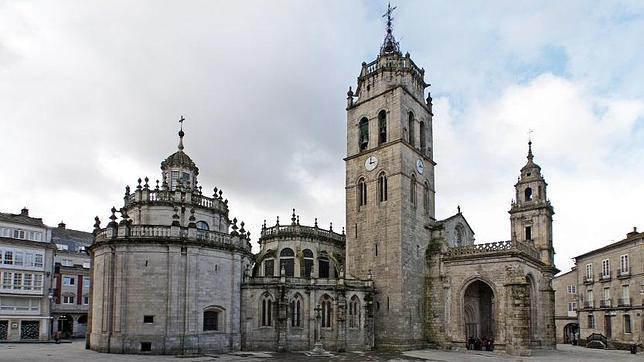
[161,150,199,175]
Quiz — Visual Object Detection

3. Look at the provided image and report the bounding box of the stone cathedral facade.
[87,17,557,356]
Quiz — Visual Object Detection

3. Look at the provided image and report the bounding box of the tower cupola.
[160,116,199,190]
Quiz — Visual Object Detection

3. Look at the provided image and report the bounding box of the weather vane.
[383,3,397,35]
[528,129,534,142]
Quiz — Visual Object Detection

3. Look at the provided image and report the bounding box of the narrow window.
[410,174,416,206]
[358,178,367,207]
[620,254,629,274]
[419,121,426,153]
[203,310,219,331]
[375,244,378,256]
[585,264,593,280]
[290,297,302,327]
[525,226,532,241]
[602,259,610,277]
[318,255,330,279]
[378,110,387,144]
[359,117,369,151]
[524,187,533,201]
[408,112,415,146]
[321,296,333,328]
[263,259,274,277]
[170,171,179,190]
[143,315,154,324]
[624,315,632,333]
[348,295,360,328]
[587,314,594,329]
[261,295,273,327]
[423,182,430,214]
[378,172,388,202]
[279,248,295,277]
[302,249,314,278]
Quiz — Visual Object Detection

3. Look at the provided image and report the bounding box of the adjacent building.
[553,268,579,344]
[575,228,643,349]
[51,222,93,338]
[0,208,55,341]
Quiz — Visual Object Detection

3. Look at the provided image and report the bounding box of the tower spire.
[527,129,534,161]
[380,3,400,54]
[178,115,185,151]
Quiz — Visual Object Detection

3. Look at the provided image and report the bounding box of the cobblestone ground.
[0,341,640,362]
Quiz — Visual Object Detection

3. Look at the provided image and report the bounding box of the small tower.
[160,116,199,191]
[509,141,555,268]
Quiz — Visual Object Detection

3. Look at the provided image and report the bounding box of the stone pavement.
[0,341,640,361]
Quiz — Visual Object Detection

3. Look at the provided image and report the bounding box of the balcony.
[617,267,631,279]
[599,272,611,282]
[599,299,612,308]
[583,276,594,285]
[617,298,631,307]
[583,301,595,309]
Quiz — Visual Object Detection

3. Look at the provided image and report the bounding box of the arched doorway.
[563,323,579,344]
[463,280,495,341]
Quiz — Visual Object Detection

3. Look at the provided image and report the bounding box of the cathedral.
[87,9,557,356]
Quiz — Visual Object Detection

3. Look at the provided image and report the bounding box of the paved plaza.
[0,342,641,362]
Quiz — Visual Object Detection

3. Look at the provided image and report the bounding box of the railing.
[125,189,227,212]
[617,267,631,278]
[94,224,249,251]
[584,301,595,309]
[599,299,612,308]
[361,55,425,81]
[444,240,540,260]
[584,276,594,285]
[599,272,611,281]
[617,298,631,307]
[260,224,345,244]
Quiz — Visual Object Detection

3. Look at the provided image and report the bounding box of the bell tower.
[344,4,435,349]
[509,141,555,268]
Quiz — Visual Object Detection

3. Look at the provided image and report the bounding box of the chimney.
[20,207,29,216]
[58,221,66,229]
[627,227,638,238]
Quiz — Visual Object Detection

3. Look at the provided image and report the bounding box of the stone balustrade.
[93,224,250,251]
[445,240,540,261]
[260,224,345,245]
[125,189,228,213]
[360,55,424,80]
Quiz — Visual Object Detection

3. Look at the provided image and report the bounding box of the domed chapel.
[87,6,557,356]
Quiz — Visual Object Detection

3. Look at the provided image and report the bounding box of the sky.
[1,1,643,273]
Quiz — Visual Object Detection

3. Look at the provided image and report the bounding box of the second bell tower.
[344,5,435,349]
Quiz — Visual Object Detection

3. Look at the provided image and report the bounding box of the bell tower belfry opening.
[344,3,435,349]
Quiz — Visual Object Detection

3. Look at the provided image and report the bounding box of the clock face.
[416,159,425,174]
[365,156,378,171]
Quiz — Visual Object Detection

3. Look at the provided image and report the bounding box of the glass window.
[261,295,272,327]
[83,277,91,288]
[585,264,592,279]
[34,254,43,268]
[319,256,330,279]
[624,315,631,334]
[4,251,12,265]
[279,248,295,277]
[13,273,22,289]
[303,249,314,278]
[63,276,75,286]
[321,296,333,328]
[34,274,43,290]
[63,296,75,304]
[602,259,610,277]
[23,274,32,290]
[620,254,629,273]
[2,272,12,289]
[358,178,367,207]
[263,259,274,277]
[378,173,388,202]
[349,295,360,328]
[290,297,302,327]
[170,171,179,190]
[14,252,23,266]
[83,296,89,305]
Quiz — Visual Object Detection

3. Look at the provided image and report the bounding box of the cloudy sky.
[1,1,642,273]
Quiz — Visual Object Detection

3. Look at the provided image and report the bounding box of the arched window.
[318,253,330,279]
[423,181,430,214]
[261,293,273,327]
[203,306,223,331]
[378,110,387,145]
[348,295,361,328]
[410,174,417,206]
[320,295,333,328]
[196,221,209,240]
[359,117,369,151]
[357,178,367,207]
[378,172,388,202]
[290,295,302,327]
[279,248,295,277]
[408,112,415,146]
[419,121,426,153]
[525,187,533,202]
[302,249,314,278]
[263,258,274,277]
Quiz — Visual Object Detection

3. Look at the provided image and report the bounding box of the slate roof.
[0,212,47,228]
[52,226,93,252]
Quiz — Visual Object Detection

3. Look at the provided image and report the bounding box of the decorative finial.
[329,222,333,232]
[213,187,218,198]
[291,208,296,225]
[380,2,400,54]
[296,215,300,225]
[178,115,185,151]
[143,176,149,189]
[137,177,142,190]
[239,221,246,234]
[262,219,267,229]
[342,226,345,235]
[347,86,353,97]
[93,216,101,230]
[457,205,461,214]
[125,185,130,196]
[527,130,534,161]
[155,179,160,190]
[314,218,318,228]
